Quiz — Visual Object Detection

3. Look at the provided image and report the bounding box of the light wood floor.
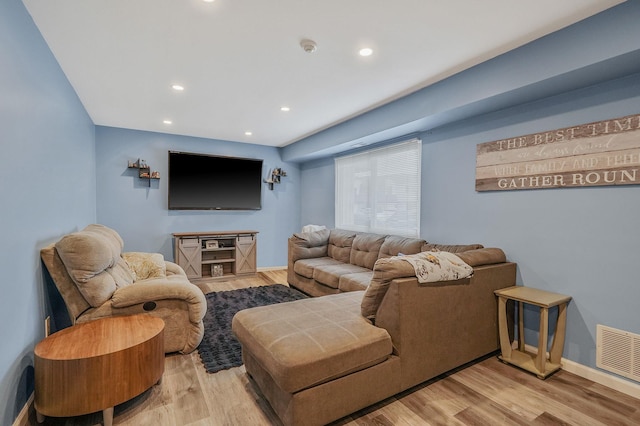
[31,270,640,426]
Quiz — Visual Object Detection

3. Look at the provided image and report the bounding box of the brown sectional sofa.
[287,228,484,297]
[233,229,516,426]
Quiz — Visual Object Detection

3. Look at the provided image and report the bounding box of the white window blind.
[335,139,421,237]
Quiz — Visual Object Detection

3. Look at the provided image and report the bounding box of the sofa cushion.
[55,224,134,307]
[378,235,425,258]
[328,229,357,262]
[232,291,392,393]
[421,243,484,253]
[313,263,371,289]
[339,271,374,292]
[349,233,387,269]
[361,257,417,321]
[293,257,343,279]
[81,223,125,256]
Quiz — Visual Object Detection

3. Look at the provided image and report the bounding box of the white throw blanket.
[398,251,473,283]
[301,224,327,233]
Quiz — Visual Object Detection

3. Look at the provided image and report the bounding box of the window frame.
[334,138,421,238]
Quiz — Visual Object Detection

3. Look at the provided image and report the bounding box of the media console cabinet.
[173,230,258,280]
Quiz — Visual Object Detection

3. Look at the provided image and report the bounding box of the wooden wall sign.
[476,113,640,191]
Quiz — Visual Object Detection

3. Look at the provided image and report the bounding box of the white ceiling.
[22,0,624,147]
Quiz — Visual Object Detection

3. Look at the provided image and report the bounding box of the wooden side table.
[34,314,165,426]
[494,286,571,379]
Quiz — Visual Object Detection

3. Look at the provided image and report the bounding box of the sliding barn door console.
[173,230,258,280]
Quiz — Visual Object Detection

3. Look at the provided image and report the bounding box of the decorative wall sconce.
[264,168,286,190]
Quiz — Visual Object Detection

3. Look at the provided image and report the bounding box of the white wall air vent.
[596,325,640,383]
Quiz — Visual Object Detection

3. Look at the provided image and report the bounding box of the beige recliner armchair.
[40,224,206,354]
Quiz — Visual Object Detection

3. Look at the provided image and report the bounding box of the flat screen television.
[168,151,263,210]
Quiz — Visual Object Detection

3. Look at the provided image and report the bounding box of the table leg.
[497,296,512,360]
[549,302,568,364]
[518,301,525,351]
[103,406,114,426]
[36,410,44,423]
[536,307,549,377]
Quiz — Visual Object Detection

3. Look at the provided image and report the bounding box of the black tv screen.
[168,151,263,210]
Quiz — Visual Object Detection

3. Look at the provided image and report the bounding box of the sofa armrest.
[111,279,206,322]
[374,262,517,390]
[456,247,506,267]
[361,248,508,321]
[288,229,331,286]
[288,229,331,263]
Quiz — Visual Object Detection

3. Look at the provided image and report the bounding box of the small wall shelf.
[264,167,286,190]
[128,159,160,186]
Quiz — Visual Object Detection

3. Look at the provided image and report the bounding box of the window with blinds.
[335,138,421,237]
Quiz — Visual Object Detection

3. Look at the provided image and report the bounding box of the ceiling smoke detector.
[300,39,317,53]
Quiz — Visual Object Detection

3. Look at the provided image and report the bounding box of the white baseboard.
[257,266,287,272]
[523,344,640,399]
[561,357,640,399]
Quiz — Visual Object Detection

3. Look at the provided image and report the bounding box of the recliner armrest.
[165,260,187,277]
[111,279,206,322]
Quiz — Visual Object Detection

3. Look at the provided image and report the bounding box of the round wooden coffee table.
[34,314,165,426]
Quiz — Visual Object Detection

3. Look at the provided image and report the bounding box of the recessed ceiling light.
[163,120,172,125]
[280,106,290,112]
[203,0,215,3]
[171,84,184,91]
[359,48,373,57]
[245,131,252,136]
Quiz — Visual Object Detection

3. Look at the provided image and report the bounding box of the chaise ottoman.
[232,291,401,426]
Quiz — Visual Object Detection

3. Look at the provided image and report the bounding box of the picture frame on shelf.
[205,240,219,249]
[211,264,223,277]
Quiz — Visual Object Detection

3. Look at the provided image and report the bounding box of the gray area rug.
[198,284,308,373]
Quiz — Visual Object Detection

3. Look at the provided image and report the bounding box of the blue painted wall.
[3,0,640,422]
[299,73,640,377]
[0,0,96,423]
[95,126,301,267]
[423,74,640,368]
[300,157,335,229]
